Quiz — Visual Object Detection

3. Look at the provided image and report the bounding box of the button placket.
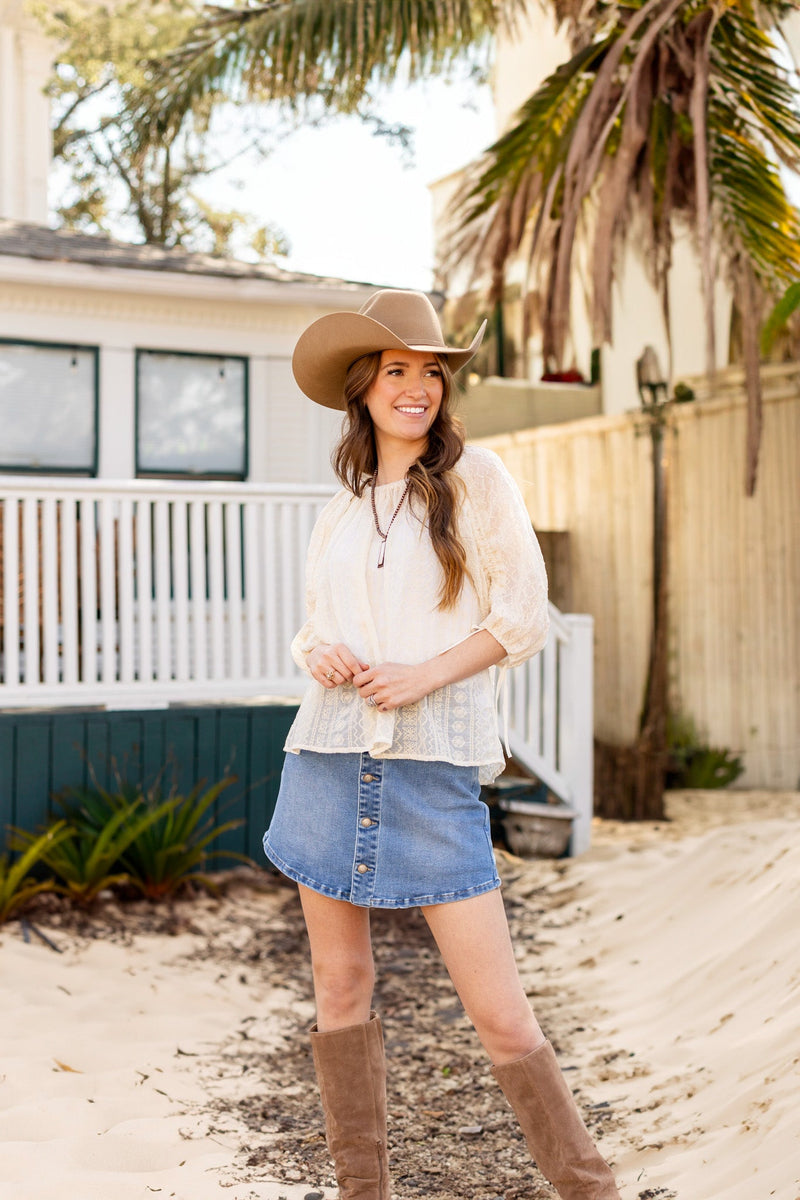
[351,753,383,903]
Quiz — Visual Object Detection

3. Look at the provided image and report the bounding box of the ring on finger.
[325,668,336,681]
[366,695,377,708]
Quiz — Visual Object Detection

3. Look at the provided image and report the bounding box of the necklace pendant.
[370,472,409,570]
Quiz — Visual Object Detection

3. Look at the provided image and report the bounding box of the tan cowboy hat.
[292,289,487,410]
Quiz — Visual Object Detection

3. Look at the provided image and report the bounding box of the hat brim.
[292,311,487,410]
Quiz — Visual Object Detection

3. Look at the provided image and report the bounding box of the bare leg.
[298,884,375,1031]
[298,886,389,1199]
[421,888,544,1064]
[424,889,620,1199]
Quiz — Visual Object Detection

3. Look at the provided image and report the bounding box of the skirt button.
[362,773,376,782]
[360,817,373,827]
[356,863,369,874]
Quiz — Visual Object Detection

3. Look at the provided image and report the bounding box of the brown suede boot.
[492,1040,620,1199]
[310,1012,390,1200]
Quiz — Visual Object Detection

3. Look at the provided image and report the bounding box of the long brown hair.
[332,351,469,609]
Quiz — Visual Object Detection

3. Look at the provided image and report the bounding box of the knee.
[471,997,543,1064]
[312,954,375,1026]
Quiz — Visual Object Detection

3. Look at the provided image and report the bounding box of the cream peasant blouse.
[285,445,549,784]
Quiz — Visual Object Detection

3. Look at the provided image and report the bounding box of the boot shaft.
[310,1013,390,1200]
[492,1040,621,1200]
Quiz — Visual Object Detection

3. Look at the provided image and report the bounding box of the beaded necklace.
[369,473,411,568]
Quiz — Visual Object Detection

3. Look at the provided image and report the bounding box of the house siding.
[0,702,297,863]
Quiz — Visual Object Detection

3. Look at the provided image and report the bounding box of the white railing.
[0,476,336,707]
[506,607,594,854]
[1,476,594,850]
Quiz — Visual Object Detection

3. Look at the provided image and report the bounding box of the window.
[136,350,248,479]
[0,339,98,473]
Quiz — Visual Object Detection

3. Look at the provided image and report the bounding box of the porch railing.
[0,476,594,850]
[506,608,594,854]
[0,477,335,707]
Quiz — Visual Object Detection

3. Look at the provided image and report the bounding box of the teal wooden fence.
[0,702,298,863]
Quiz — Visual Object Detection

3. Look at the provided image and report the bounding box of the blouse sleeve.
[465,448,549,668]
[289,490,347,674]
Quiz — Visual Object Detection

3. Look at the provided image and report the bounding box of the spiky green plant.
[10,792,176,907]
[0,823,70,924]
[62,776,247,901]
[761,281,800,355]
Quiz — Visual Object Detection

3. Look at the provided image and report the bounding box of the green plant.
[0,823,70,924]
[62,775,247,900]
[666,713,744,790]
[10,791,175,907]
[761,280,800,355]
[125,776,248,899]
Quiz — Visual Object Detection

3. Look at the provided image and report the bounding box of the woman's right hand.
[307,643,369,689]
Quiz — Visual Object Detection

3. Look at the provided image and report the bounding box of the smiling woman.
[255,292,619,1199]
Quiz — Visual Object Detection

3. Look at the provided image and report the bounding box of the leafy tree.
[132,0,512,130]
[38,0,418,258]
[35,0,290,258]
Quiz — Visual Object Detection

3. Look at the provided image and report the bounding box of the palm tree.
[441,0,800,820]
[450,0,800,498]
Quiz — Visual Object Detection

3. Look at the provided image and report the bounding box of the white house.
[0,0,380,485]
[0,219,378,486]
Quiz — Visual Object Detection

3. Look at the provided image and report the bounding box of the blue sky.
[215,74,496,291]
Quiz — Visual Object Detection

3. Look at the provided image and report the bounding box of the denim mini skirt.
[263,750,500,909]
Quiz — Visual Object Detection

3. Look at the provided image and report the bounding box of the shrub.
[666,713,744,789]
[0,823,70,924]
[58,775,247,901]
[11,792,175,907]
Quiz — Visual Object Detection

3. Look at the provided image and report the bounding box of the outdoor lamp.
[636,345,668,408]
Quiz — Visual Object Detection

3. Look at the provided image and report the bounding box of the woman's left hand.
[352,662,433,712]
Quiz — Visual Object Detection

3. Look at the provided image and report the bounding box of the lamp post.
[636,346,670,819]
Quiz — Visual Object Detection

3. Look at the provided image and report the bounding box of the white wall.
[491,7,570,133]
[595,230,732,415]
[783,11,800,63]
[0,0,51,222]
[257,357,341,484]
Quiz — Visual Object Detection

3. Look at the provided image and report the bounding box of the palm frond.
[458,38,603,221]
[711,116,800,284]
[442,37,602,313]
[761,281,800,354]
[136,0,527,140]
[712,7,800,168]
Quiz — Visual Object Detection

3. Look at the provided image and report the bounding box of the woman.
[263,289,620,1200]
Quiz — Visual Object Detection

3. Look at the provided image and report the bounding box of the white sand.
[508,790,800,1200]
[1,790,799,1200]
[0,918,316,1200]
